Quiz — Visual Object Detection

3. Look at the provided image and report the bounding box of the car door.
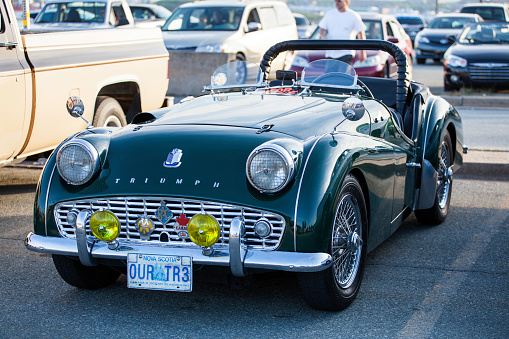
[0,2,29,162]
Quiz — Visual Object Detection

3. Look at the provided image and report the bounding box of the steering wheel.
[356,79,374,98]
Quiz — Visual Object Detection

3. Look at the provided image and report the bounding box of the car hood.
[161,30,235,49]
[144,93,353,139]
[449,44,509,63]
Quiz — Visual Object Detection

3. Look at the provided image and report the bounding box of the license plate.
[127,253,192,292]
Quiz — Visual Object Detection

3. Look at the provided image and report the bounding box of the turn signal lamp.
[90,210,120,242]
[188,214,220,247]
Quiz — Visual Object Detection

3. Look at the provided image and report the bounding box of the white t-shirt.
[318,8,366,59]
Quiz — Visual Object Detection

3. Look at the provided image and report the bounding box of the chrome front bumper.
[25,224,332,277]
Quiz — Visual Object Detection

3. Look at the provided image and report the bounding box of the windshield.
[397,17,424,25]
[207,61,263,90]
[458,22,509,44]
[162,6,243,31]
[35,1,106,23]
[302,59,358,89]
[428,16,477,29]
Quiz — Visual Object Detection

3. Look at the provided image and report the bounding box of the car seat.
[66,8,81,22]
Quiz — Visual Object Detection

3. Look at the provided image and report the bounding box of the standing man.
[319,0,367,65]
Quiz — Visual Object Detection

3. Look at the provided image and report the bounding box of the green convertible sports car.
[26,40,466,311]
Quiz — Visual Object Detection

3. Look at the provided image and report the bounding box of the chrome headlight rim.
[56,139,100,186]
[246,144,295,194]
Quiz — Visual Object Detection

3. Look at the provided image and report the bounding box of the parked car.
[31,0,135,29]
[130,3,171,27]
[414,13,483,64]
[293,12,315,38]
[395,14,426,45]
[443,22,509,91]
[460,2,509,22]
[25,39,466,311]
[290,13,413,79]
[160,0,298,70]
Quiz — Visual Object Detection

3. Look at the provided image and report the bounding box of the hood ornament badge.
[164,149,183,168]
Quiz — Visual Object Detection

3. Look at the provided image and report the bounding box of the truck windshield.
[35,2,107,24]
[162,6,244,31]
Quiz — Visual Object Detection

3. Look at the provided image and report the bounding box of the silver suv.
[161,0,298,70]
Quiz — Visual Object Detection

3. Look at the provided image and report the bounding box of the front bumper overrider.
[25,217,332,277]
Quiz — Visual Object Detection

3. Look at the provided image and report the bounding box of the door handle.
[0,42,18,50]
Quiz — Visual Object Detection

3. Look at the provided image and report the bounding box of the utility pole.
[22,0,30,29]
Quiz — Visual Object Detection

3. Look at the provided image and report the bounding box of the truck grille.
[54,197,285,250]
[469,63,509,82]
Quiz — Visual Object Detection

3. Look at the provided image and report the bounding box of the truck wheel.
[415,131,453,225]
[93,96,127,128]
[298,175,368,311]
[52,254,120,289]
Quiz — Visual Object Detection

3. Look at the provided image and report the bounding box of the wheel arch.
[96,81,141,124]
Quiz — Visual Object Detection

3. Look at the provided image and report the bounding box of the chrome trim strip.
[25,233,332,273]
[229,217,247,277]
[293,134,328,251]
[45,164,57,236]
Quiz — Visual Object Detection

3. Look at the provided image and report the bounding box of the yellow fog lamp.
[90,210,120,242]
[188,214,221,250]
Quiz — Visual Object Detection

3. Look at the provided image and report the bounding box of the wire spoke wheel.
[332,194,363,288]
[415,131,454,225]
[437,140,452,209]
[298,175,367,311]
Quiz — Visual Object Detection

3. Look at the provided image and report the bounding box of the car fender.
[417,96,463,209]
[293,132,394,253]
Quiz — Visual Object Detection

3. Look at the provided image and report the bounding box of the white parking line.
[396,194,509,338]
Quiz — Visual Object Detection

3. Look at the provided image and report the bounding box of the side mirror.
[66,96,91,128]
[342,97,365,121]
[246,22,261,33]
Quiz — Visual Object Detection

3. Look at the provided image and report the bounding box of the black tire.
[52,254,121,289]
[443,78,457,92]
[415,131,453,225]
[416,58,426,65]
[93,96,127,128]
[299,175,368,311]
[433,58,441,63]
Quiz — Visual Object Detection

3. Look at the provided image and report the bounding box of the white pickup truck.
[0,0,169,166]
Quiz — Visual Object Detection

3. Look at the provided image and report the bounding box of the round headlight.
[188,214,221,247]
[56,139,99,185]
[246,144,295,193]
[90,210,120,242]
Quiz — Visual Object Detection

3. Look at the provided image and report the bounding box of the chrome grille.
[54,197,285,250]
[468,64,509,82]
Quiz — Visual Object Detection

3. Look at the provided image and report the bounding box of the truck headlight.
[56,139,99,185]
[246,144,295,193]
[195,43,223,53]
